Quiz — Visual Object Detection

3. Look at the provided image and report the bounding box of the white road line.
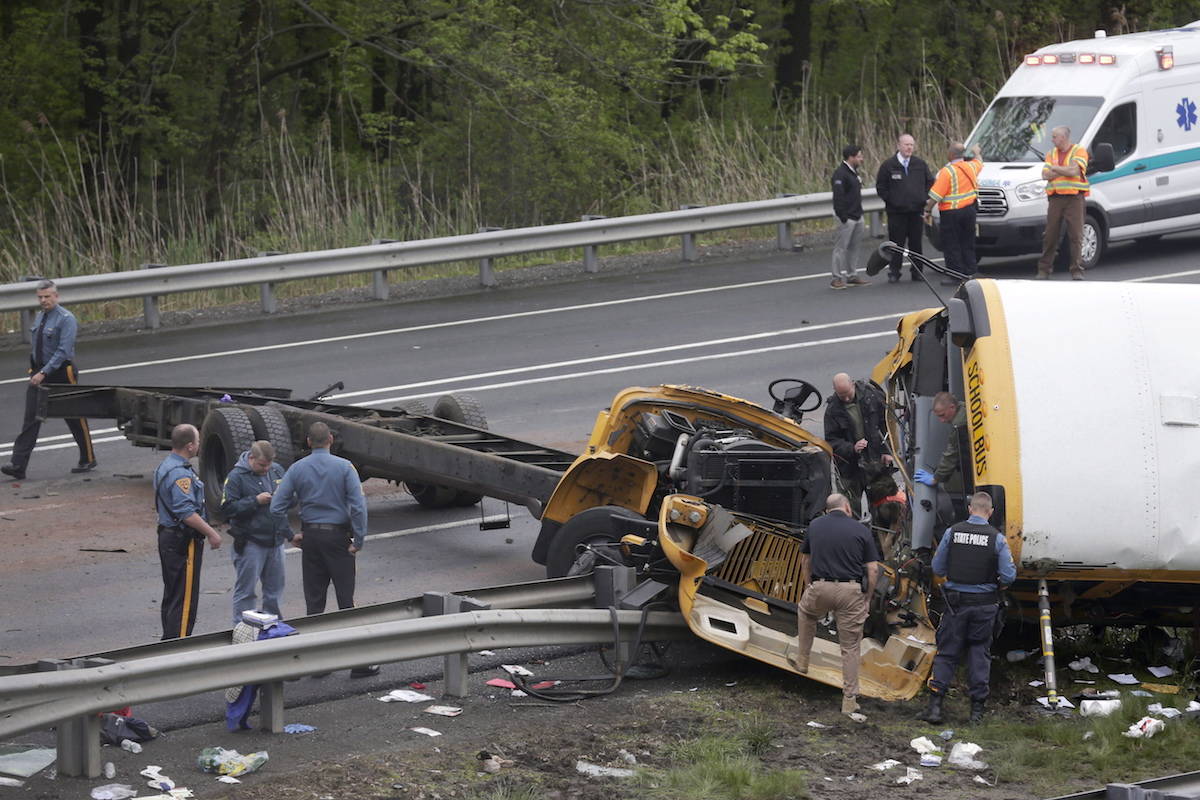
[0,273,829,386]
[356,330,897,407]
[1126,267,1200,283]
[330,311,908,400]
[0,435,126,460]
[281,516,513,554]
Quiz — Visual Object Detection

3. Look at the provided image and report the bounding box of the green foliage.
[639,733,809,799]
[2,0,1199,301]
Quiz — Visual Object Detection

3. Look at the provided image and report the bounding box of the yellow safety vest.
[1045,144,1089,196]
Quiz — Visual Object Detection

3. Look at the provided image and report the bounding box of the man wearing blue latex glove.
[914,468,935,486]
[916,392,970,528]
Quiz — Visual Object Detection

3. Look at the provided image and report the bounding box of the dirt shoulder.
[27,638,1200,800]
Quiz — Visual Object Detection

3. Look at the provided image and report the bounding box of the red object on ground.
[408,682,427,690]
[486,678,517,689]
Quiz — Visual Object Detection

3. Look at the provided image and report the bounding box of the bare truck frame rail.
[40,383,575,519]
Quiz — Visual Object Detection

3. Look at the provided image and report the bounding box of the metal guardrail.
[1046,769,1200,799]
[0,190,884,329]
[0,608,689,738]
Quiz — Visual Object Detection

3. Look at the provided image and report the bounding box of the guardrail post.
[423,592,491,697]
[581,215,607,273]
[259,680,285,733]
[39,657,111,777]
[868,211,883,239]
[370,239,398,300]
[257,251,283,314]
[679,205,704,262]
[476,228,502,287]
[139,263,166,329]
[775,194,798,251]
[594,566,637,668]
[17,275,41,345]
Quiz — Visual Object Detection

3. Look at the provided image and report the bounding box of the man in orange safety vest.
[924,141,983,287]
[1036,126,1090,280]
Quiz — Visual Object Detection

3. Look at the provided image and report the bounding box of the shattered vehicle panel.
[656,495,937,701]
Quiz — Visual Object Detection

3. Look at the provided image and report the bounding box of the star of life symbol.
[1178,97,1198,132]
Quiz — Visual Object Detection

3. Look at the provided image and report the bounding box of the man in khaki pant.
[792,493,882,716]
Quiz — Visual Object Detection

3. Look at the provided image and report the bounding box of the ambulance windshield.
[969,96,1103,163]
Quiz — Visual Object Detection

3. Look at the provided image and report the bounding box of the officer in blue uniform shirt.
[2,280,97,481]
[154,423,223,639]
[918,490,1016,724]
[271,420,377,677]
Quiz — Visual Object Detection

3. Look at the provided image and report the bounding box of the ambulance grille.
[976,188,1008,216]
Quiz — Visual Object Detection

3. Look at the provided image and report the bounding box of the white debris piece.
[947,742,987,770]
[919,753,942,767]
[1068,656,1100,673]
[0,777,24,788]
[1029,680,1044,687]
[1187,701,1200,713]
[895,767,923,785]
[1037,696,1076,709]
[501,664,534,676]
[1079,699,1122,717]
[974,775,996,786]
[806,721,828,729]
[909,736,939,755]
[1123,716,1165,739]
[1005,649,1030,662]
[869,759,901,771]
[1107,673,1140,685]
[617,749,638,765]
[1148,665,1174,678]
[1148,703,1182,719]
[410,727,443,737]
[423,705,463,717]
[848,712,867,723]
[477,650,496,656]
[216,776,241,784]
[378,689,435,703]
[574,760,635,778]
[1130,690,1154,697]
[1082,731,1095,741]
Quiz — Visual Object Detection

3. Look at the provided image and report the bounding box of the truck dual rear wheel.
[403,393,489,509]
[199,405,257,520]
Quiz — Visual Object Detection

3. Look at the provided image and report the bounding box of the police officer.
[154,424,223,640]
[2,280,97,481]
[271,421,377,677]
[791,493,882,717]
[919,491,1016,724]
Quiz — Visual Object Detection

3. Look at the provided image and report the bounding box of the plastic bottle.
[119,739,142,754]
[103,762,116,779]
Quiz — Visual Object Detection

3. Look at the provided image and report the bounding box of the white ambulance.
[952,19,1200,270]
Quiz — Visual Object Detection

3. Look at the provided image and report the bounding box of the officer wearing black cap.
[918,491,1015,724]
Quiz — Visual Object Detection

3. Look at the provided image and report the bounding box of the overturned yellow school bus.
[873,278,1200,628]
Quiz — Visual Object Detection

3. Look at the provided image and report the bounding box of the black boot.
[969,699,986,723]
[918,692,944,724]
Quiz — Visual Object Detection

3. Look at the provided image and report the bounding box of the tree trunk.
[776,0,812,99]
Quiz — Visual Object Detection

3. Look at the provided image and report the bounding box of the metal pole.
[477,227,502,287]
[422,592,491,697]
[139,263,166,329]
[776,194,798,250]
[1037,579,1059,709]
[594,566,637,669]
[581,215,607,273]
[259,681,285,733]
[257,251,283,314]
[41,658,108,777]
[679,205,704,262]
[369,239,398,300]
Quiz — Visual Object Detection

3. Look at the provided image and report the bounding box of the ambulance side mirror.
[1088,142,1115,175]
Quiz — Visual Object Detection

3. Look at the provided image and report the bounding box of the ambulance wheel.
[199,406,257,520]
[1080,212,1106,271]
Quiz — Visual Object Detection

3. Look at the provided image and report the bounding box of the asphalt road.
[2,231,1199,737]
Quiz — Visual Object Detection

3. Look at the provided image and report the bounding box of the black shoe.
[969,699,986,723]
[349,664,381,678]
[917,692,944,724]
[71,460,98,474]
[887,273,900,283]
[1,464,26,480]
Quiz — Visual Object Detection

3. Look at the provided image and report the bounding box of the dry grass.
[0,83,981,327]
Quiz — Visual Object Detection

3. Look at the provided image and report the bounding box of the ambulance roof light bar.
[1025,52,1114,65]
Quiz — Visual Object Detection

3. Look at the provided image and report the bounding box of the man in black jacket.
[875,134,935,283]
[830,144,869,290]
[221,440,293,626]
[823,373,891,509]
